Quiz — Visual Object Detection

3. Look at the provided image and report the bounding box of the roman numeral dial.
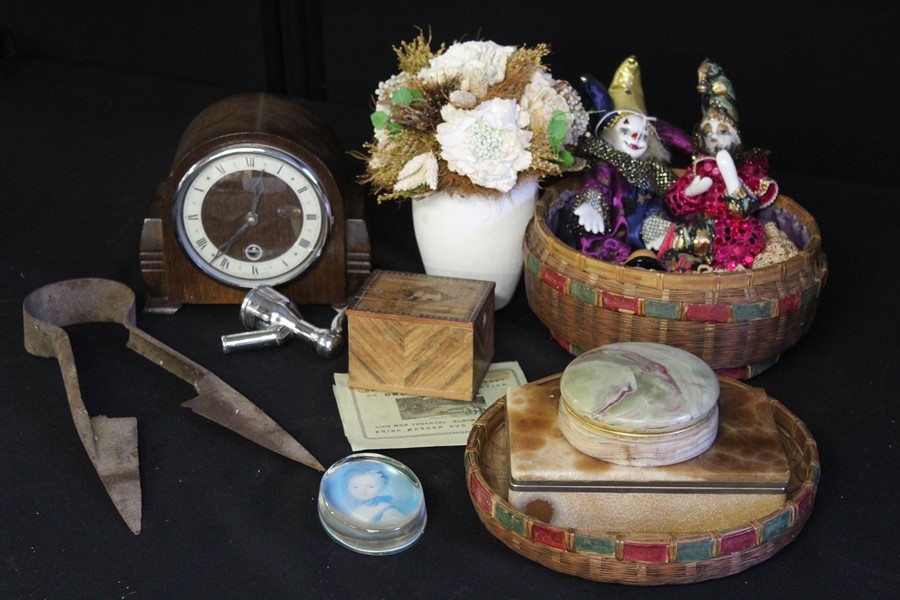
[172,146,331,288]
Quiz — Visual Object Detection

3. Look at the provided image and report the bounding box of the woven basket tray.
[524,179,828,378]
[465,375,819,585]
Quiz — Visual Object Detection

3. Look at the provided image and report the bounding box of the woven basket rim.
[464,374,819,585]
[532,178,823,290]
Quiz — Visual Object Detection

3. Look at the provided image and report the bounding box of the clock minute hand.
[212,176,265,262]
[212,220,252,262]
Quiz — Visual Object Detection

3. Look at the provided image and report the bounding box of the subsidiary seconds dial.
[173,146,332,288]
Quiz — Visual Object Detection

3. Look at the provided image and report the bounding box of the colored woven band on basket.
[549,330,782,377]
[463,383,821,579]
[466,461,817,564]
[526,252,824,323]
[466,463,819,565]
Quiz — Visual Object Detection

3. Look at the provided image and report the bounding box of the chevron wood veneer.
[346,271,495,401]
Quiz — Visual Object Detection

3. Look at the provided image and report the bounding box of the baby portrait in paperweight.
[345,466,405,524]
[318,453,426,555]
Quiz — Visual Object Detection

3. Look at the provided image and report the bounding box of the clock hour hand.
[212,175,266,262]
[249,173,265,212]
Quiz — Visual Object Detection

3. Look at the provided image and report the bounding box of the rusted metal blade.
[124,321,324,472]
[23,279,144,534]
[90,415,142,534]
[23,278,324,534]
[184,376,324,471]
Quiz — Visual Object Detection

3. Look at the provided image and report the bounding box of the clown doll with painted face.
[645,60,778,271]
[568,56,690,265]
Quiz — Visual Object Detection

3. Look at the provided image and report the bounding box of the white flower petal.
[437,98,533,192]
[418,41,515,99]
[395,152,439,191]
[519,71,589,146]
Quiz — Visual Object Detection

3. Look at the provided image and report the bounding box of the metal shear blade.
[23,278,323,535]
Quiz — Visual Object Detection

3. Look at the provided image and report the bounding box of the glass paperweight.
[318,453,426,555]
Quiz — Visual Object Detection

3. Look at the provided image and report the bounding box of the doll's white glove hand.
[574,202,606,234]
[716,149,741,195]
[644,231,667,252]
[684,175,713,197]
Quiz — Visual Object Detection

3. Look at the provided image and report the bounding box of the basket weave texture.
[524,179,828,378]
[464,375,819,585]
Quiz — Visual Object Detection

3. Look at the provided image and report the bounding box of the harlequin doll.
[568,56,691,265]
[643,60,778,271]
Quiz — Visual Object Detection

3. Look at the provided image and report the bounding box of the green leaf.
[371,111,390,129]
[548,110,569,145]
[392,87,423,105]
[557,148,574,168]
[386,122,404,135]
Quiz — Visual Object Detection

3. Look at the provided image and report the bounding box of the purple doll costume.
[567,58,689,265]
[571,143,677,263]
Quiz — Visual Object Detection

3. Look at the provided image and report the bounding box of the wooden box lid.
[346,270,494,324]
[346,270,494,401]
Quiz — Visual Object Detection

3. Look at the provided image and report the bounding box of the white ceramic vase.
[411,177,539,310]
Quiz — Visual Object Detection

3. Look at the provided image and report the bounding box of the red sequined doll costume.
[664,151,777,270]
[652,59,779,271]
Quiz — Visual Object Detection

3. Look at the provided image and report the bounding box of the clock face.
[173,146,332,288]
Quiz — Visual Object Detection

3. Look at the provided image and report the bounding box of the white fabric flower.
[520,72,569,133]
[418,41,515,99]
[436,98,533,192]
[395,152,439,192]
[371,72,412,144]
[558,81,589,143]
[519,71,585,145]
[374,72,411,105]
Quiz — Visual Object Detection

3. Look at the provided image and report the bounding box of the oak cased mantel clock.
[140,93,370,313]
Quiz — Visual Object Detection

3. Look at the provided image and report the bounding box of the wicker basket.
[465,375,819,585]
[524,179,828,378]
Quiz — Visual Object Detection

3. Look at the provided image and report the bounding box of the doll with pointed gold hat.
[567,56,691,265]
[644,59,779,272]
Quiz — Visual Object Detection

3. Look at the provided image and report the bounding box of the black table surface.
[2,58,898,599]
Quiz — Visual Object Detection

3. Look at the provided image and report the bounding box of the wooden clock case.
[140,93,370,313]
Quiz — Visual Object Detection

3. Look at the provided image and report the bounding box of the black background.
[1,2,898,598]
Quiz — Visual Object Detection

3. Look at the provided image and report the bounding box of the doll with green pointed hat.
[646,59,779,272]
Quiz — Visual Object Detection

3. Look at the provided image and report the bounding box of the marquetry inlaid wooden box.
[346,270,494,401]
